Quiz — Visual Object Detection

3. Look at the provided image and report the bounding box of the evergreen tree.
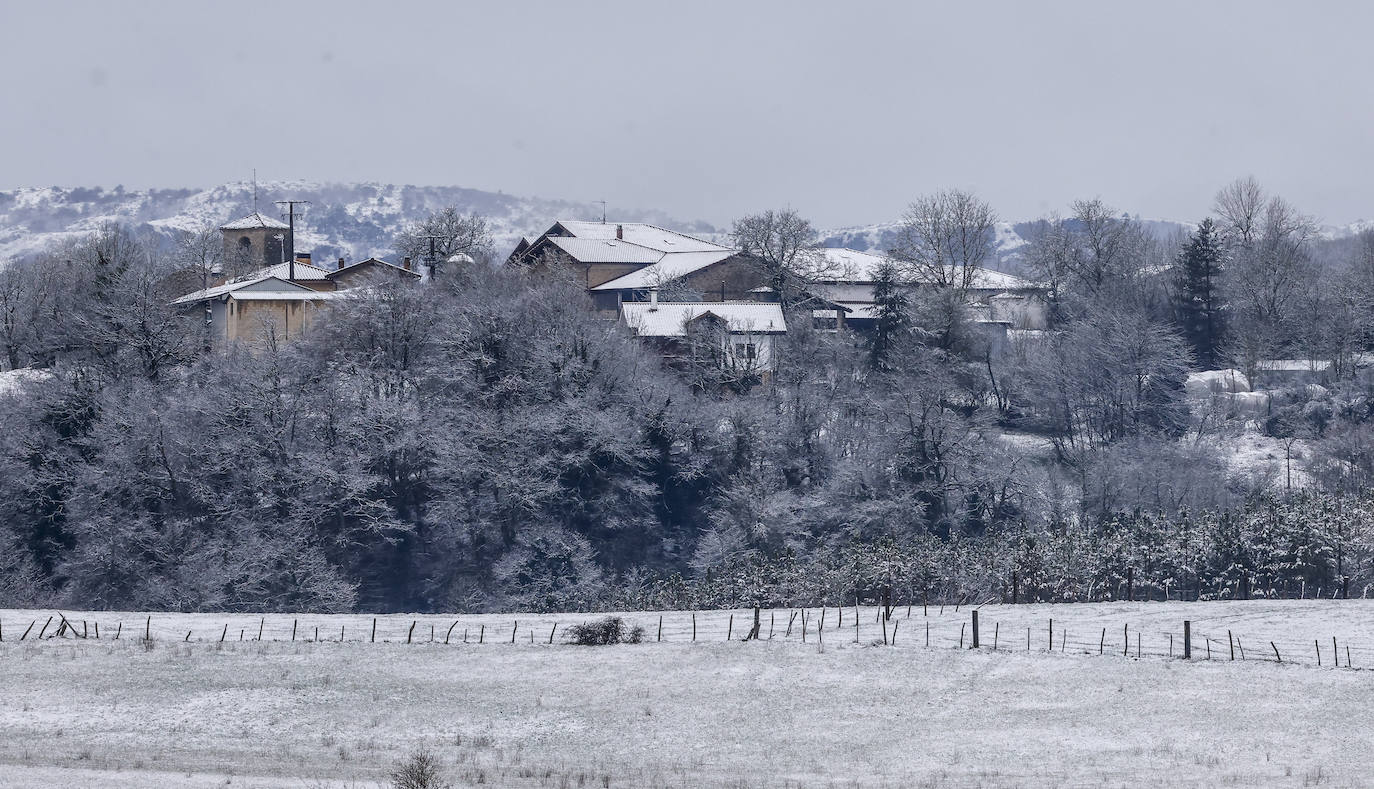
[868,260,910,370]
[1173,219,1227,368]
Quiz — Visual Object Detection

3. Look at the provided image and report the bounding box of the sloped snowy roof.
[227,291,341,301]
[256,261,333,281]
[592,250,735,290]
[328,257,421,279]
[548,236,665,265]
[220,211,291,231]
[620,302,787,337]
[1255,359,1333,371]
[553,220,729,253]
[809,247,1037,290]
[171,275,316,304]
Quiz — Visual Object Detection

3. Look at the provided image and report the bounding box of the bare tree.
[394,207,494,273]
[1213,176,1267,246]
[730,209,827,307]
[890,189,997,290]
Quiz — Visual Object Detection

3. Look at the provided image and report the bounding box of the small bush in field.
[564,616,644,646]
[391,750,450,789]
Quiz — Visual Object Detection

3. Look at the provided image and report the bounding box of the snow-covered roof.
[549,236,665,265]
[620,302,787,337]
[592,250,736,290]
[171,275,317,304]
[220,211,291,231]
[226,291,341,301]
[809,247,1037,290]
[328,257,421,279]
[256,261,332,281]
[1255,359,1333,371]
[823,302,878,320]
[552,220,728,254]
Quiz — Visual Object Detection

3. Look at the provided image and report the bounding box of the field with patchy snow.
[1,601,1372,788]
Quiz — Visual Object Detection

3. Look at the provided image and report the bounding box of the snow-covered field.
[1,601,1372,788]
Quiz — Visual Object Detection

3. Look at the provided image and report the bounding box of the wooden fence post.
[891,621,899,645]
[854,598,860,643]
[20,620,34,641]
[445,622,457,644]
[257,617,263,642]
[692,613,696,642]
[658,616,663,642]
[727,614,733,641]
[1333,637,1339,667]
[512,621,518,644]
[1271,642,1281,663]
[971,611,979,649]
[549,623,557,644]
[1049,618,1053,652]
[315,626,319,642]
[146,616,152,642]
[1183,621,1191,659]
[292,619,297,641]
[1099,628,1106,655]
[769,611,775,640]
[407,621,415,644]
[1316,640,1321,666]
[479,624,484,643]
[1228,630,1235,661]
[993,622,999,651]
[1122,624,1128,657]
[220,624,227,642]
[959,622,965,649]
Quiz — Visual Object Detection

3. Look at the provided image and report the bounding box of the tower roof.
[220,211,290,231]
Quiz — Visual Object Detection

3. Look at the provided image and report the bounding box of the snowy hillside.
[0,181,720,265]
[4,182,1370,268]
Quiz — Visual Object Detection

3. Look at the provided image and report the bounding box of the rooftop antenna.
[275,199,310,281]
[595,200,606,224]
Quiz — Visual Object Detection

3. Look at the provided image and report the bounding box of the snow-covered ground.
[1,601,1371,787]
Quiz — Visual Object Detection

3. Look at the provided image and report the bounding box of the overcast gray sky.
[3,1,1373,228]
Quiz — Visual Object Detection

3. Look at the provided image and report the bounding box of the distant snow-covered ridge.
[0,181,719,265]
[1,182,1369,267]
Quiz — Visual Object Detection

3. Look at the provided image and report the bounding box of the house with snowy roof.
[619,294,788,376]
[509,220,768,314]
[170,211,421,348]
[802,247,1050,330]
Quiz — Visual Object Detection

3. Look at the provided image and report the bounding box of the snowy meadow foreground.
[1,601,1372,788]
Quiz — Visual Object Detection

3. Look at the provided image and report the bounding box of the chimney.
[402,256,412,271]
[615,224,623,240]
[295,252,311,266]
[337,257,345,270]
[648,288,659,310]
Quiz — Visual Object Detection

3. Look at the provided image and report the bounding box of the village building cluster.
[172,210,1050,369]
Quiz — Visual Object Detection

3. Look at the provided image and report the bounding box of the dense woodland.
[3,178,1374,613]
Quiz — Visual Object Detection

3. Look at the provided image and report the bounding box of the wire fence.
[1,604,1368,671]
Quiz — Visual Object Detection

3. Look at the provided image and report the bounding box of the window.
[238,236,251,251]
[733,342,757,360]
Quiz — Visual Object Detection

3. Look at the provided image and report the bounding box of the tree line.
[1,181,1373,612]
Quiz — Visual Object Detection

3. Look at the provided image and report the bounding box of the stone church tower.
[220,211,292,275]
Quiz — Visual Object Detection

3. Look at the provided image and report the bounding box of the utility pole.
[275,200,310,281]
[419,234,444,280]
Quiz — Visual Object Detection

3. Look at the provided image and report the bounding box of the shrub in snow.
[391,750,450,789]
[564,616,644,646]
